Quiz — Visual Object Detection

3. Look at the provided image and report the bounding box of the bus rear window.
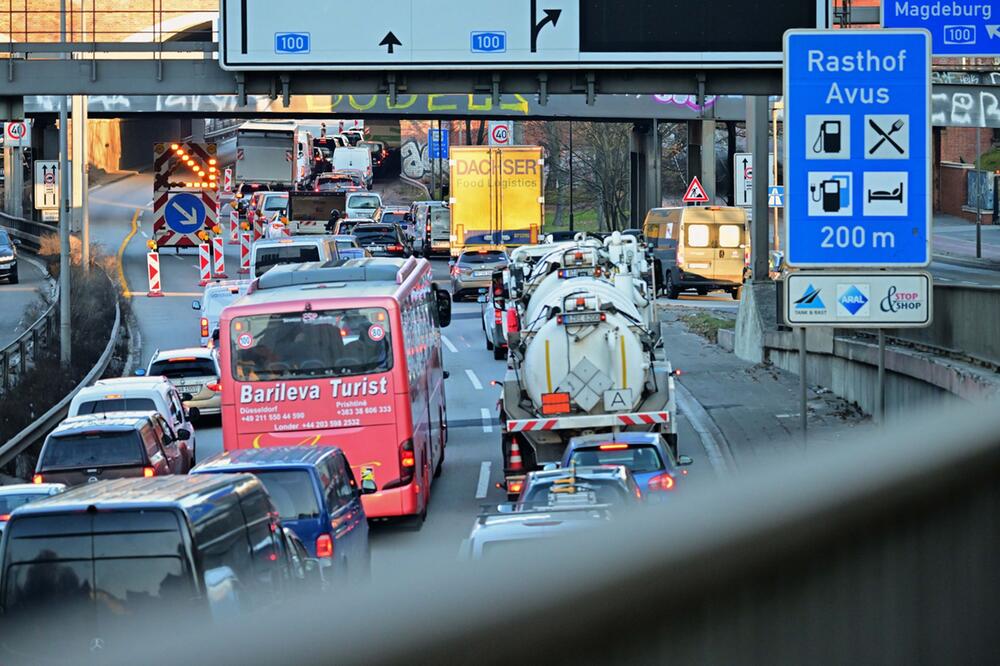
[231,307,392,382]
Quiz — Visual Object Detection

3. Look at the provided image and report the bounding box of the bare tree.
[572,122,631,231]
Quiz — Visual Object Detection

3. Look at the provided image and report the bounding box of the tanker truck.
[496,232,677,497]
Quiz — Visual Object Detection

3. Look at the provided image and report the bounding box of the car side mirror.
[435,287,452,328]
[192,300,202,310]
[134,368,147,376]
[361,478,377,495]
[678,455,694,466]
[176,428,192,440]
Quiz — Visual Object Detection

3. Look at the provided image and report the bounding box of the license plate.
[560,268,592,279]
[560,312,603,326]
[687,263,710,269]
[474,270,492,278]
[368,246,384,252]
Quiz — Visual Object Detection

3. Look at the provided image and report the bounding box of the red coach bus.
[219,258,452,520]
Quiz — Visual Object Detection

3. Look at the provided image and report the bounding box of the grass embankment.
[680,313,735,344]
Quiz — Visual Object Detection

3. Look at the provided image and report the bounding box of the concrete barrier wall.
[881,283,1000,366]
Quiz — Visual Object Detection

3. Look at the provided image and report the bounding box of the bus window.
[231,307,392,381]
[718,224,742,248]
[687,224,710,248]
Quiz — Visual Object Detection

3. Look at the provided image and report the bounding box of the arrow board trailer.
[220,0,827,70]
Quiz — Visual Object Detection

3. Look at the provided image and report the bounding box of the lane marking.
[116,208,140,297]
[159,292,203,297]
[441,335,458,353]
[475,461,492,499]
[481,408,493,433]
[465,369,483,390]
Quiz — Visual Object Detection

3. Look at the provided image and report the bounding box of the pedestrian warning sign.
[682,176,710,204]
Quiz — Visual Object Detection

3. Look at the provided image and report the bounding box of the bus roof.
[237,258,429,307]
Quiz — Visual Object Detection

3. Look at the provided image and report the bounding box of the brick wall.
[0,1,216,41]
[940,126,995,164]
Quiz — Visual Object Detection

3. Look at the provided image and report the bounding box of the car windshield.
[335,240,357,249]
[76,398,157,415]
[40,431,143,469]
[149,357,217,378]
[250,470,321,521]
[254,245,321,276]
[231,307,393,381]
[568,445,664,474]
[379,211,407,224]
[350,195,380,210]
[460,251,508,265]
[262,195,287,212]
[0,493,50,516]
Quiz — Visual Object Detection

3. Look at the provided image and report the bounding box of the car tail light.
[494,309,502,325]
[206,381,222,392]
[388,244,402,252]
[506,309,520,334]
[316,533,334,558]
[143,467,156,478]
[0,514,9,522]
[598,443,629,451]
[32,474,43,484]
[426,224,431,233]
[648,472,676,492]
[508,480,524,494]
[200,317,209,338]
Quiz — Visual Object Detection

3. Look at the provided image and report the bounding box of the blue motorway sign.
[883,1,1000,56]
[471,31,506,53]
[428,128,450,160]
[165,192,207,235]
[784,30,931,267]
[275,32,311,54]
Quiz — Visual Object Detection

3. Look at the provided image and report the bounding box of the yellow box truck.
[448,146,543,257]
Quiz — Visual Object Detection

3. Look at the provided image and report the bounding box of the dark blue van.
[192,447,372,579]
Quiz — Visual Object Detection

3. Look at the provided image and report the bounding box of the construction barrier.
[212,236,228,279]
[239,231,251,275]
[229,209,239,243]
[146,251,164,297]
[198,243,211,286]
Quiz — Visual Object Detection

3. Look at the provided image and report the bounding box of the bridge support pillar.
[0,97,25,217]
[630,120,661,228]
[701,119,717,202]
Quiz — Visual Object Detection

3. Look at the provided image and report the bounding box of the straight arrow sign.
[379,31,402,54]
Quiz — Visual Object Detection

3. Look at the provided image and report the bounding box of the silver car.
[450,249,508,301]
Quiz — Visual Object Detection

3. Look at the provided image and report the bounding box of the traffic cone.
[509,440,523,471]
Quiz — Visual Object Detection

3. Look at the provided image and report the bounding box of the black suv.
[0,229,19,284]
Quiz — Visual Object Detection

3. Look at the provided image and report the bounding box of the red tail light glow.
[494,309,503,325]
[200,317,209,338]
[32,474,43,484]
[0,514,10,522]
[316,534,334,558]
[143,467,156,478]
[206,382,222,392]
[506,309,520,334]
[398,439,416,485]
[508,481,524,494]
[598,443,630,450]
[648,473,676,492]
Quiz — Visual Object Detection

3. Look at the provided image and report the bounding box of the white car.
[0,483,66,532]
[345,191,382,219]
[250,236,339,278]
[333,146,373,188]
[146,347,223,423]
[479,289,508,361]
[69,375,198,462]
[193,280,249,346]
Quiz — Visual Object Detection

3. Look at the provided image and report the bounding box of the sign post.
[784,29,933,431]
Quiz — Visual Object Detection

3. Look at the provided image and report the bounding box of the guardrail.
[0,292,120,470]
[0,275,57,396]
[0,211,56,254]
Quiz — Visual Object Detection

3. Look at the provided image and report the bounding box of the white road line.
[441,335,458,353]
[140,230,149,238]
[475,461,492,499]
[465,368,483,390]
[481,408,493,433]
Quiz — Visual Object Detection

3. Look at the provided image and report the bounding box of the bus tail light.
[400,439,416,483]
[200,317,210,338]
[316,533,334,559]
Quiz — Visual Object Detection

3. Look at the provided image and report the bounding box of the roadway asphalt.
[0,258,48,350]
[87,170,711,573]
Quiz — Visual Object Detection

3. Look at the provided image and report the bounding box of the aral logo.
[837,284,870,317]
[794,283,825,310]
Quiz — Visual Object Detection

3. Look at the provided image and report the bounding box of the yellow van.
[642,206,749,300]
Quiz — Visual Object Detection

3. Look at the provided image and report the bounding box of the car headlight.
[0,255,14,263]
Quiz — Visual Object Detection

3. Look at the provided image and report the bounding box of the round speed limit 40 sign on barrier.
[488,121,513,146]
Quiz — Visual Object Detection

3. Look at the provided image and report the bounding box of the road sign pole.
[750,95,770,283]
[569,121,575,232]
[877,329,886,425]
[58,95,71,367]
[799,327,808,443]
[977,126,983,259]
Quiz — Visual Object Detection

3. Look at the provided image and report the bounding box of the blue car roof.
[193,446,339,472]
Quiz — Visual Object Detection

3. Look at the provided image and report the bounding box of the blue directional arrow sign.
[883,1,1000,56]
[164,192,207,235]
[428,128,449,160]
[784,30,931,268]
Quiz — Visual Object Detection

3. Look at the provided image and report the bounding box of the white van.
[68,376,198,462]
[345,191,382,219]
[249,236,340,278]
[333,147,373,189]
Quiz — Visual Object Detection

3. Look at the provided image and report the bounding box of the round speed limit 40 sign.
[489,121,512,146]
[4,121,28,147]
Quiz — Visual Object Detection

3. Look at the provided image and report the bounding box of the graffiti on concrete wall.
[932,89,1000,128]
[400,139,431,180]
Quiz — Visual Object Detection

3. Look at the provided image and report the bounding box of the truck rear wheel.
[664,272,679,299]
